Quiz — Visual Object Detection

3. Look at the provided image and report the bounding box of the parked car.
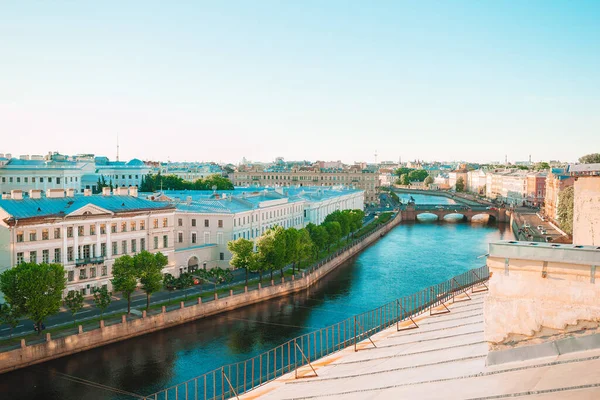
[537,225,543,230]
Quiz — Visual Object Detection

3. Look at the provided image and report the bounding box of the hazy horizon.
[1,1,598,164]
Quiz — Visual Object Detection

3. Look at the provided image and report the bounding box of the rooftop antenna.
[116,134,120,162]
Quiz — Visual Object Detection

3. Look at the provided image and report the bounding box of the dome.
[126,158,144,166]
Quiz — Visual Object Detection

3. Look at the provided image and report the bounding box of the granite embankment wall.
[0,213,401,374]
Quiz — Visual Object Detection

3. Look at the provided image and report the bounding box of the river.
[0,195,513,400]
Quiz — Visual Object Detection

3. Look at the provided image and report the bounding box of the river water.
[0,195,513,400]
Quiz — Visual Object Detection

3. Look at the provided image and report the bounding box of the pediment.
[68,204,113,217]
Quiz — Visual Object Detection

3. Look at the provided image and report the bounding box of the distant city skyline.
[1,1,598,163]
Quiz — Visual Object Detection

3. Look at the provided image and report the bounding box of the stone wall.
[573,176,600,246]
[484,241,600,349]
[0,213,401,374]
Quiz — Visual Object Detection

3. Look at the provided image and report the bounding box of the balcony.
[75,256,105,266]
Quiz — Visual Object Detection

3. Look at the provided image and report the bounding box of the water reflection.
[0,221,513,400]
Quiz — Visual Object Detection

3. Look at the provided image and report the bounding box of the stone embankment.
[0,213,401,374]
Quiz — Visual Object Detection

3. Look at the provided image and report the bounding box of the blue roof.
[0,195,173,220]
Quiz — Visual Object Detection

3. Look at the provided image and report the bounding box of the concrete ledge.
[486,332,600,366]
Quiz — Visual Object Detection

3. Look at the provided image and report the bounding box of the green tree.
[308,224,329,254]
[455,177,465,192]
[579,153,600,164]
[399,174,410,186]
[163,273,177,302]
[0,303,20,338]
[176,272,195,300]
[227,237,255,286]
[394,167,413,177]
[296,228,314,271]
[324,211,350,238]
[111,255,138,314]
[0,262,66,334]
[324,221,342,249]
[557,186,574,235]
[135,251,168,310]
[64,290,84,325]
[207,267,233,295]
[284,228,300,272]
[424,176,434,187]
[534,162,550,170]
[92,286,112,318]
[407,169,428,182]
[256,226,287,280]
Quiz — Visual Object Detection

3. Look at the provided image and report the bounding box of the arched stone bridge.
[400,205,507,222]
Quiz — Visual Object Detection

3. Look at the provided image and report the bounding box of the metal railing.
[145,265,489,400]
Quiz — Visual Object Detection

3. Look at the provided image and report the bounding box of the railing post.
[354,316,357,352]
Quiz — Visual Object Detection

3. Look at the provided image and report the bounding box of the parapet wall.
[0,213,401,374]
[484,241,600,349]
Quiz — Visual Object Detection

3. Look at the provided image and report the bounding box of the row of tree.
[139,173,234,192]
[227,209,365,285]
[395,168,430,185]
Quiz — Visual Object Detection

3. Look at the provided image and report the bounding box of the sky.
[1,1,599,164]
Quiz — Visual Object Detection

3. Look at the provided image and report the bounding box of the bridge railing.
[144,265,489,400]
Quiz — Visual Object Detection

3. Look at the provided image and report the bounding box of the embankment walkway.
[244,290,600,399]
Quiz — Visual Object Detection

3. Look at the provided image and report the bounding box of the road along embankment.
[0,213,401,374]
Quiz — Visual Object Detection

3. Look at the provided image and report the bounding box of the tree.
[579,153,600,164]
[207,267,233,295]
[111,255,138,314]
[296,228,314,271]
[399,174,410,186]
[534,162,550,170]
[394,167,413,177]
[64,290,84,325]
[284,228,300,273]
[557,186,574,235]
[324,211,350,238]
[407,169,428,182]
[176,272,195,300]
[0,262,66,334]
[0,304,20,338]
[308,224,329,254]
[424,176,434,187]
[256,226,287,280]
[227,238,255,286]
[324,221,342,249]
[455,177,465,192]
[163,273,177,302]
[92,286,112,318]
[135,251,168,310]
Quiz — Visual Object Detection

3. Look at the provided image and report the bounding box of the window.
[68,270,74,282]
[40,177,43,183]
[140,221,145,230]
[79,269,87,280]
[112,242,118,255]
[178,232,183,243]
[80,288,86,296]
[101,266,108,276]
[204,232,210,244]
[67,247,74,262]
[140,238,146,251]
[122,240,127,254]
[16,252,24,264]
[42,249,49,263]
[163,218,168,228]
[130,221,136,231]
[101,243,107,257]
[100,224,106,234]
[191,219,196,227]
[78,226,84,236]
[204,219,209,227]
[111,224,117,233]
[219,252,224,261]
[54,248,61,263]
[131,239,137,253]
[217,232,223,244]
[163,235,168,248]
[90,224,96,235]
[48,177,52,183]
[16,232,23,242]
[218,219,223,228]
[54,228,61,239]
[153,219,159,229]
[29,231,37,241]
[178,218,183,226]
[16,177,20,183]
[153,236,158,249]
[90,267,97,278]
[30,251,37,263]
[191,233,197,244]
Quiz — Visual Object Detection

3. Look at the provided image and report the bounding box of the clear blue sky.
[1,1,598,164]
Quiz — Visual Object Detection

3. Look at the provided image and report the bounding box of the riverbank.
[0,212,401,374]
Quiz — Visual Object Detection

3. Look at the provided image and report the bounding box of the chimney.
[115,187,128,196]
[84,189,92,196]
[10,190,23,200]
[1,194,10,200]
[128,186,138,197]
[29,189,42,199]
[66,188,75,197]
[102,187,111,196]
[46,189,65,198]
